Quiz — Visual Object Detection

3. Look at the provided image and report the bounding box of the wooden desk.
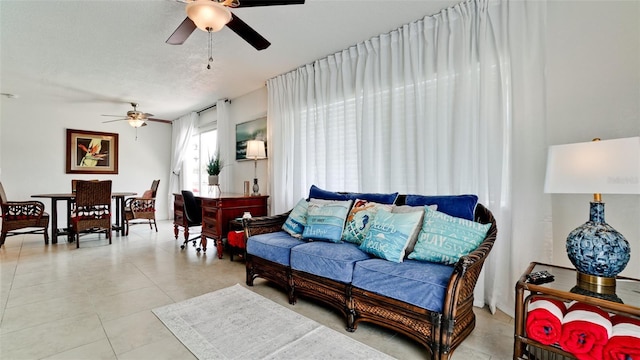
[32,192,136,242]
[173,193,268,258]
[514,262,640,359]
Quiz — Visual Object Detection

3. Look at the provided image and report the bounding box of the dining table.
[31,191,136,243]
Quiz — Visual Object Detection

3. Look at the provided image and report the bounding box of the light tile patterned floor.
[0,220,513,359]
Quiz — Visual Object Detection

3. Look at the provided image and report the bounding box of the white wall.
[0,98,172,229]
[220,87,270,210]
[546,1,640,277]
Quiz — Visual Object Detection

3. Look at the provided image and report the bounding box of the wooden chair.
[124,179,159,235]
[70,180,112,248]
[0,181,50,247]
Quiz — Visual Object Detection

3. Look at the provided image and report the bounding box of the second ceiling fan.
[166,0,305,51]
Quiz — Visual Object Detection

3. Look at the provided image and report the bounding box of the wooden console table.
[173,193,268,258]
[514,262,640,359]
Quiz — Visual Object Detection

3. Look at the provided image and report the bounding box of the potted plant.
[206,152,224,186]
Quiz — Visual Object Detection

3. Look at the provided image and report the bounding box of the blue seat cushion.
[246,231,305,266]
[351,258,454,313]
[290,242,370,283]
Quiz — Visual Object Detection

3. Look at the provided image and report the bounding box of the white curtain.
[216,99,233,192]
[168,112,197,217]
[267,0,551,316]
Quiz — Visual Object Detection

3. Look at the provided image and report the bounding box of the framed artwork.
[236,116,267,160]
[66,129,119,174]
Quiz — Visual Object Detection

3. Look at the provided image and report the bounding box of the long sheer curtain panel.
[216,99,233,192]
[267,0,550,315]
[168,112,197,217]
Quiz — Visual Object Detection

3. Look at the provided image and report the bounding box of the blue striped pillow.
[282,198,308,238]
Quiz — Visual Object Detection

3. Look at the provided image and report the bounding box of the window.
[184,129,218,195]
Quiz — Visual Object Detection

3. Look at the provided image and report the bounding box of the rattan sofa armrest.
[441,203,497,327]
[242,211,292,238]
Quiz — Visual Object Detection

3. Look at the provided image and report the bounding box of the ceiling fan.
[166,0,305,51]
[102,103,172,128]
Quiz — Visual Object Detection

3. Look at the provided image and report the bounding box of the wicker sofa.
[242,191,497,360]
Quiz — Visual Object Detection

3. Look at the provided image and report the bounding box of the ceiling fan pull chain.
[207,29,214,70]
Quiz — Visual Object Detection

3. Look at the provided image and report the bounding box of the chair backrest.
[75,180,112,207]
[72,179,99,192]
[0,182,7,204]
[181,190,202,225]
[150,179,160,198]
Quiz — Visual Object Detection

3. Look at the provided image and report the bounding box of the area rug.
[152,284,394,360]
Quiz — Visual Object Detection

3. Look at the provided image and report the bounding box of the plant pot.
[208,175,219,186]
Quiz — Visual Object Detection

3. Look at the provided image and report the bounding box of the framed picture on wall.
[66,129,119,174]
[236,116,267,160]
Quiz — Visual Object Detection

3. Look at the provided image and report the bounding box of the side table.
[514,262,640,360]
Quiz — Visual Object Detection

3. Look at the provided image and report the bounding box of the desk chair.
[179,190,204,252]
[124,179,159,235]
[0,182,50,247]
[70,180,112,248]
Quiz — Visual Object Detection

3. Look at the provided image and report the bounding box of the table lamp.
[246,140,266,196]
[544,136,640,293]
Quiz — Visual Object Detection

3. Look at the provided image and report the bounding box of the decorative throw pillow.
[359,208,423,263]
[408,207,491,265]
[308,185,398,205]
[302,199,353,243]
[404,194,478,220]
[141,189,154,199]
[282,198,309,238]
[392,204,437,255]
[342,199,392,245]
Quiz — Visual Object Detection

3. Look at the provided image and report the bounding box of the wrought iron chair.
[124,179,160,235]
[179,190,203,251]
[0,181,50,247]
[70,180,112,248]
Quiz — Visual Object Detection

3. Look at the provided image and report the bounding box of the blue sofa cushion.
[290,242,370,283]
[404,194,478,220]
[246,231,305,266]
[308,185,398,205]
[351,258,454,313]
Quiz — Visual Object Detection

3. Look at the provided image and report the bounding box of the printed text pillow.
[302,199,353,243]
[282,198,309,238]
[359,208,423,263]
[408,207,490,265]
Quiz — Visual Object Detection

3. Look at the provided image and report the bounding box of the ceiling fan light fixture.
[186,0,232,32]
[128,119,145,128]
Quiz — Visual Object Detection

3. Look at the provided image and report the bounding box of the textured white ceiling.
[0,0,460,121]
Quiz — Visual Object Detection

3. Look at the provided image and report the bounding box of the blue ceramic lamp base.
[566,201,630,294]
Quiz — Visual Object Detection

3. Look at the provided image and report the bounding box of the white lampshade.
[246,140,266,160]
[186,0,232,32]
[127,119,145,128]
[544,136,640,194]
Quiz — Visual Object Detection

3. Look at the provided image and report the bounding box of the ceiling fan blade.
[166,17,197,45]
[234,0,305,7]
[147,118,173,124]
[141,112,154,118]
[226,13,270,50]
[101,114,124,117]
[102,118,127,123]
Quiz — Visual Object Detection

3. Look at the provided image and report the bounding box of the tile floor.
[0,220,514,359]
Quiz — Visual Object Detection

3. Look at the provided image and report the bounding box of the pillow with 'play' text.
[408,207,490,265]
